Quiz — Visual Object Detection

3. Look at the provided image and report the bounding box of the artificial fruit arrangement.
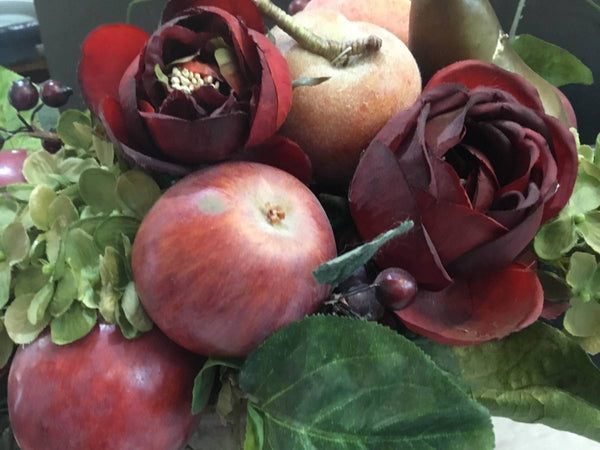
[0,0,599,449]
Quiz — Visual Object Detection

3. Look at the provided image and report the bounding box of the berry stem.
[15,112,33,132]
[252,0,382,66]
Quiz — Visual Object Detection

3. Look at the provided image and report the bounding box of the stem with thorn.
[253,0,382,65]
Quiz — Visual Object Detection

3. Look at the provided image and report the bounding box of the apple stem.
[253,0,382,66]
[265,202,286,225]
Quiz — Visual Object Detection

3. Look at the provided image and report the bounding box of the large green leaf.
[240,316,494,450]
[513,34,593,87]
[534,214,577,260]
[419,322,600,442]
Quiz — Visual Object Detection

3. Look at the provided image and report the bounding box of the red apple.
[8,324,201,450]
[0,150,27,186]
[132,162,337,357]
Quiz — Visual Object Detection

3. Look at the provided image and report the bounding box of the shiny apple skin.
[8,324,201,450]
[132,162,337,357]
[0,150,27,186]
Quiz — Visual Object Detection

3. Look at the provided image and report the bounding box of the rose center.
[169,67,220,95]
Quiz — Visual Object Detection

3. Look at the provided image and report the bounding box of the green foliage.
[192,358,244,415]
[513,34,593,87]
[0,105,163,356]
[313,221,414,288]
[239,316,494,450]
[419,323,600,442]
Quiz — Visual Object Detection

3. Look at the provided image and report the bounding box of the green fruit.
[409,0,569,125]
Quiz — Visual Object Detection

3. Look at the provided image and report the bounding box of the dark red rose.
[78,0,311,183]
[349,60,578,345]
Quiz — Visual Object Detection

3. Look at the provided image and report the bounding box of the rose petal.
[397,264,544,345]
[100,97,191,176]
[140,110,248,163]
[349,142,452,289]
[540,115,578,221]
[447,201,543,278]
[425,60,545,115]
[79,24,149,115]
[162,0,265,33]
[238,135,313,185]
[421,201,507,265]
[244,30,292,148]
[159,90,207,119]
[429,157,471,207]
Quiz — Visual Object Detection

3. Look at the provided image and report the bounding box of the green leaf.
[192,358,243,415]
[22,151,59,188]
[0,197,19,232]
[5,294,50,344]
[57,157,99,183]
[28,184,56,230]
[121,282,153,332]
[537,270,572,302]
[419,322,600,442]
[0,320,14,368]
[50,302,97,345]
[93,216,140,252]
[114,303,140,339]
[313,221,414,288]
[98,246,127,323]
[116,171,161,219]
[56,109,92,149]
[534,214,578,260]
[154,64,170,87]
[566,173,600,216]
[240,316,494,450]
[27,282,55,325]
[65,228,100,272]
[5,183,35,202]
[1,221,30,265]
[566,252,597,292]
[578,211,600,254]
[244,404,265,450]
[292,77,331,89]
[512,34,593,87]
[93,135,114,168]
[47,195,78,228]
[79,168,118,213]
[564,296,600,337]
[50,269,77,317]
[0,262,10,309]
[14,266,49,297]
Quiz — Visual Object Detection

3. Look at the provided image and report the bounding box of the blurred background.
[0,0,598,141]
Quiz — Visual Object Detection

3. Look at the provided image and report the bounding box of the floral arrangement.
[0,0,599,448]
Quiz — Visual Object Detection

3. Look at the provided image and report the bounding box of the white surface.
[493,417,600,449]
[0,0,36,27]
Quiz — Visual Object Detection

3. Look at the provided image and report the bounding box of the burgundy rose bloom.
[78,0,311,183]
[349,60,578,345]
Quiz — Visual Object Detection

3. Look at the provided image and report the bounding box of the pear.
[409,0,569,125]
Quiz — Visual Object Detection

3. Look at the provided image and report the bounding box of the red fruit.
[132,162,337,357]
[374,268,418,310]
[0,150,27,186]
[8,324,201,450]
[289,0,310,14]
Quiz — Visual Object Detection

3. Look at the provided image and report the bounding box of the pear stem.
[509,0,527,43]
[253,0,382,66]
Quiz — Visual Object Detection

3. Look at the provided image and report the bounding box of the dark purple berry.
[42,138,62,154]
[344,283,384,321]
[337,266,369,293]
[8,78,39,111]
[374,268,418,311]
[288,0,310,15]
[40,80,73,108]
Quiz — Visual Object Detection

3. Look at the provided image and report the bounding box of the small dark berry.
[42,138,62,154]
[374,268,418,311]
[8,78,39,111]
[40,80,74,108]
[344,283,384,321]
[337,266,369,293]
[288,0,310,15]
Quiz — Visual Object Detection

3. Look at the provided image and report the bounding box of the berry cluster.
[1,78,72,151]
